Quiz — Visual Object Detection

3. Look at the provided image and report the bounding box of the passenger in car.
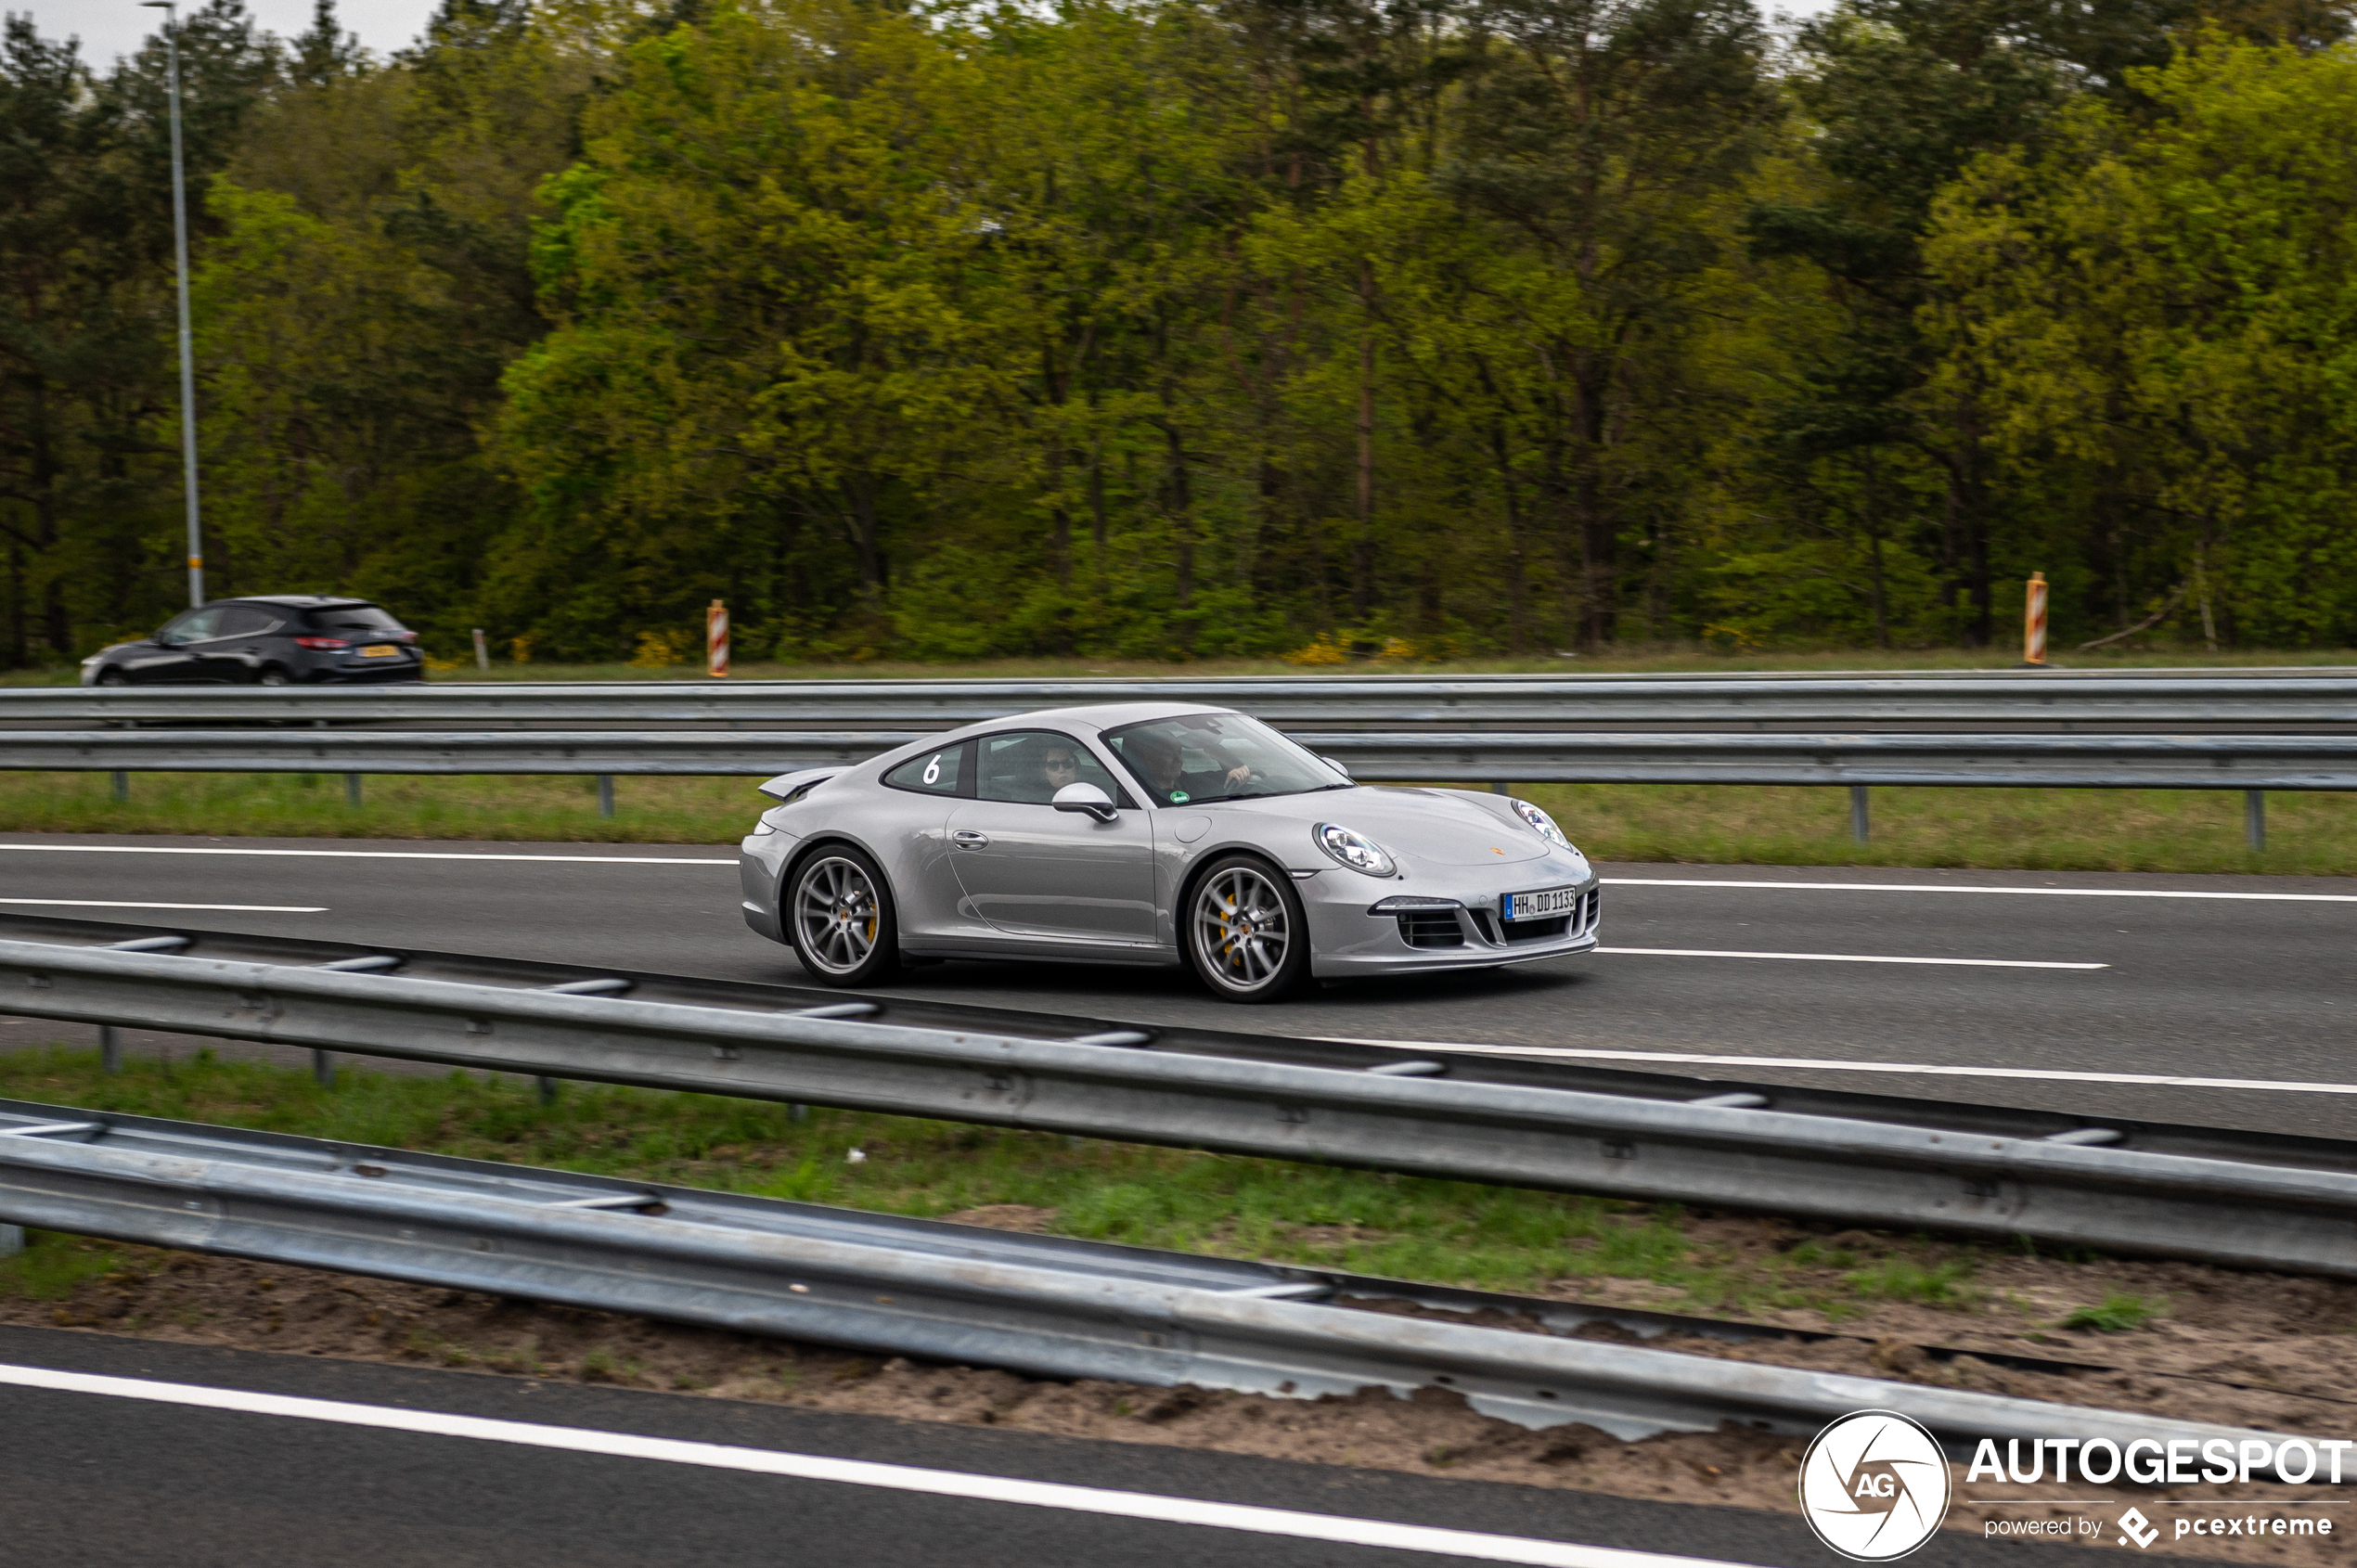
[1039,741,1081,800]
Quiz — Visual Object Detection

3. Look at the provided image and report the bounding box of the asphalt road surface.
[0,1323,2034,1568]
[0,831,2350,1137]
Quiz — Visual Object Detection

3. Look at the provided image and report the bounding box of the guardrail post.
[312,1049,334,1088]
[109,771,127,803]
[2247,790,2266,852]
[536,1075,558,1105]
[1489,781,1509,796]
[0,1226,21,1258]
[1849,785,1871,844]
[597,775,614,817]
[100,1025,121,1074]
[345,774,362,807]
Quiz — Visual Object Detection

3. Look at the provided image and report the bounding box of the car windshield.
[1102,713,1347,807]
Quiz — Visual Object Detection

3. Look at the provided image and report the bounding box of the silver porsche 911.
[737,702,1601,1002]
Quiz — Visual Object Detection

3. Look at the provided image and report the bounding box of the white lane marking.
[0,1365,1746,1568]
[1325,1038,2357,1097]
[0,898,328,912]
[0,843,733,866]
[1608,877,2357,904]
[1597,946,2106,970]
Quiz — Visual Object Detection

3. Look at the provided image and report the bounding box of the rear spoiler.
[757,767,840,803]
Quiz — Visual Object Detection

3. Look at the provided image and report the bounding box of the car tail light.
[390,630,418,643]
[293,636,349,650]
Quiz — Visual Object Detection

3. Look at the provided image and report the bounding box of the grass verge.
[1,768,2351,874]
[3,1046,1966,1319]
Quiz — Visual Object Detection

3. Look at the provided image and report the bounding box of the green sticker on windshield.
[1169,790,1190,803]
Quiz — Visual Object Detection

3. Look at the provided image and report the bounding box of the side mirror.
[1320,756,1353,781]
[1052,781,1118,823]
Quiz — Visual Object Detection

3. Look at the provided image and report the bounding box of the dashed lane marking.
[1597,947,2106,970]
[0,843,733,865]
[1607,877,2357,903]
[0,898,328,912]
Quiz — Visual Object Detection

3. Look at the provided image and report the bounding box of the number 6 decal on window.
[921,753,942,786]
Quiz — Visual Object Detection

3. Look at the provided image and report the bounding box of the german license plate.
[360,644,399,657]
[1504,885,1580,921]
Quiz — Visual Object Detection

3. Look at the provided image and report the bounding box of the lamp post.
[140,0,203,608]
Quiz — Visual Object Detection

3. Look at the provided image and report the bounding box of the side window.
[160,607,224,644]
[975,730,1127,805]
[882,741,970,797]
[217,606,278,636]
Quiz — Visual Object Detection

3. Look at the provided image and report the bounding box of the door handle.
[951,829,990,849]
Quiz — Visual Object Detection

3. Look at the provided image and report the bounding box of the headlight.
[1509,797,1572,849]
[1314,822,1396,877]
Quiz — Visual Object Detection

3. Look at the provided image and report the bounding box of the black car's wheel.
[1182,854,1310,1002]
[785,845,902,988]
[95,668,126,688]
[254,666,291,687]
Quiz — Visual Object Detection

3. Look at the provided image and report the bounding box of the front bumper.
[1298,856,1601,977]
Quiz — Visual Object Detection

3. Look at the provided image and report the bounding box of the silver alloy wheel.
[1191,864,1292,995]
[794,855,882,975]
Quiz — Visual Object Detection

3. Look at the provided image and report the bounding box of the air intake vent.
[1396,911,1464,948]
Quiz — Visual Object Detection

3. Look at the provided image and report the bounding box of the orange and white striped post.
[2023,572,2048,665]
[706,598,730,678]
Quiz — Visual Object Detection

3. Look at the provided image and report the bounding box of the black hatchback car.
[80,597,425,686]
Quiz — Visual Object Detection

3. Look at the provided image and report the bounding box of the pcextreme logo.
[1798,1410,1955,1562]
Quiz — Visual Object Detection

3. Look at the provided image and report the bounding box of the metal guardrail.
[5,726,2357,789]
[9,670,2357,729]
[0,1095,2300,1457]
[4,908,2336,1174]
[5,932,2355,1277]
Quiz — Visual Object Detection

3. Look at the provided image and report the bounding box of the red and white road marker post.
[2023,571,2048,665]
[706,598,730,678]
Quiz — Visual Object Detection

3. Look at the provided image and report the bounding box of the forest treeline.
[7,0,2357,666]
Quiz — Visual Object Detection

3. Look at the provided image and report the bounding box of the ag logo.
[1797,1409,1953,1561]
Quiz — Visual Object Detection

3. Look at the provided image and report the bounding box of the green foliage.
[2062,1291,2162,1331]
[9,1,2357,665]
[0,1231,126,1302]
[1926,36,2357,649]
[1844,1256,1978,1307]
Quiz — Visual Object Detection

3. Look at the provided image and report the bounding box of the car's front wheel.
[1183,855,1309,1002]
[786,846,902,987]
[95,668,126,688]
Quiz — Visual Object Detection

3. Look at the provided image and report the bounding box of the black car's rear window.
[304,605,405,632]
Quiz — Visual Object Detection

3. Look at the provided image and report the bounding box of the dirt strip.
[6,1234,2348,1563]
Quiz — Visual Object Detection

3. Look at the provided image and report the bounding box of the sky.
[33,0,442,66]
[37,0,1834,71]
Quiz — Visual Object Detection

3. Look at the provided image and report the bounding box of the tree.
[1926,37,2357,648]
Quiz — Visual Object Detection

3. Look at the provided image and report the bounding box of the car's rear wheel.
[786,845,902,988]
[254,666,291,687]
[1183,855,1309,1002]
